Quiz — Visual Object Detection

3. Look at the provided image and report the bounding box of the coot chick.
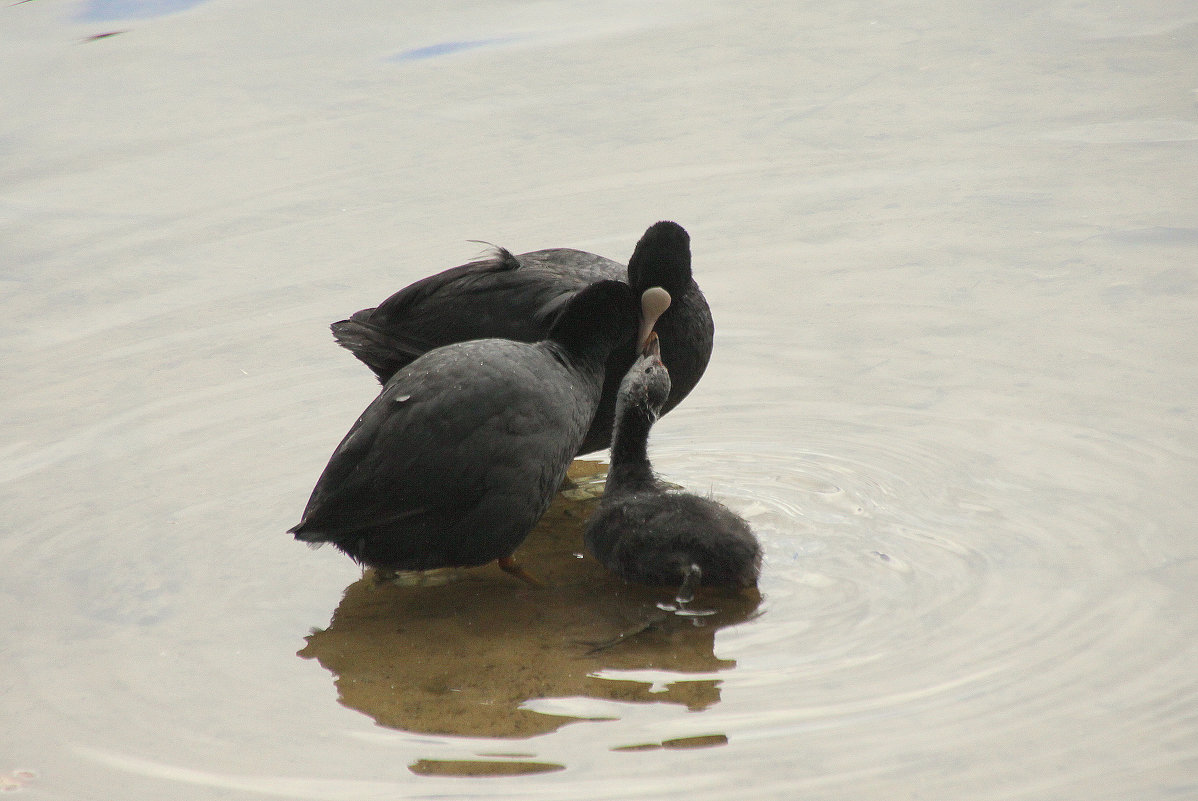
[584,334,761,598]
[330,221,714,455]
[291,280,645,579]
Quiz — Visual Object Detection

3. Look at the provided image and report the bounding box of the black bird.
[584,333,762,599]
[291,280,649,580]
[330,221,713,455]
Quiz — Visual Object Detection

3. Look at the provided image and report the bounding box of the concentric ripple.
[633,413,1198,797]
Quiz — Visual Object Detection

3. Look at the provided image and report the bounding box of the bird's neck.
[606,409,658,494]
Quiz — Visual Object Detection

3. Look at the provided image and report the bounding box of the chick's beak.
[642,330,662,360]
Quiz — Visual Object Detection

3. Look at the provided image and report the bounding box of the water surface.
[2,1,1196,798]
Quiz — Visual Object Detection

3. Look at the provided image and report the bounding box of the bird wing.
[293,341,579,542]
[331,248,624,382]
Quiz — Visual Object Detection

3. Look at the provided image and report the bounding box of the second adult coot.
[584,333,762,599]
[331,221,713,455]
[291,280,650,579]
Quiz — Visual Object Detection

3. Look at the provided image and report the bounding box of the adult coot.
[330,221,713,455]
[584,333,762,599]
[291,280,646,579]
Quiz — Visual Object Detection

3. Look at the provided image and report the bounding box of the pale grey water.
[3,1,1197,798]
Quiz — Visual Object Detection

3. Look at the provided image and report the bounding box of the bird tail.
[289,522,328,548]
[330,315,421,384]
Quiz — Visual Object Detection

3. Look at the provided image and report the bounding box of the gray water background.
[2,0,1196,798]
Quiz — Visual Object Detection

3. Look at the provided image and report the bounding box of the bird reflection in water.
[297,461,761,740]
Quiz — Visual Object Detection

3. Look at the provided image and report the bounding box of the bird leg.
[675,563,702,605]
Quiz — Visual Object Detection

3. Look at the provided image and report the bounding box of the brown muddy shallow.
[299,462,761,744]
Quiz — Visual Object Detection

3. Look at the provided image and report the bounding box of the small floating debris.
[81,30,127,41]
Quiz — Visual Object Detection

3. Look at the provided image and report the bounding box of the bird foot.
[676,563,702,604]
[581,609,671,654]
[497,556,543,587]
